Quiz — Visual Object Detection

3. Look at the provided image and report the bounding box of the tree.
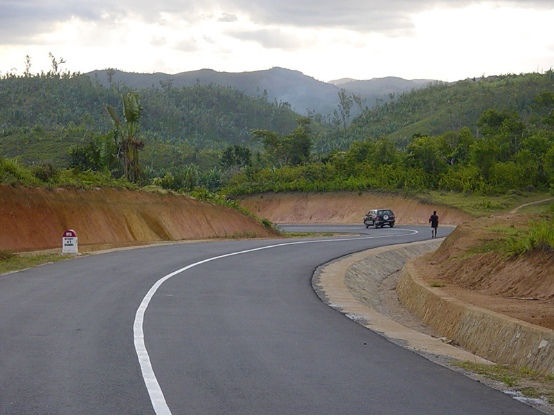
[106,92,145,183]
[67,132,117,173]
[220,145,252,170]
[470,138,498,181]
[405,135,448,179]
[437,127,475,166]
[106,68,116,85]
[337,89,354,131]
[252,119,312,167]
[24,55,32,76]
[345,140,374,165]
[287,118,312,165]
[48,52,66,76]
[534,92,554,127]
[372,137,398,166]
[477,108,525,161]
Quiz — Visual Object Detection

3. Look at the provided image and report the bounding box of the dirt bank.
[0,185,276,252]
[238,191,554,336]
[237,191,473,225]
[413,214,554,331]
[2,186,552,336]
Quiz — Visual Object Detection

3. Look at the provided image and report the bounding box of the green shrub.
[0,157,41,186]
[56,169,136,189]
[479,219,554,257]
[31,162,60,183]
[260,218,273,228]
[0,250,17,261]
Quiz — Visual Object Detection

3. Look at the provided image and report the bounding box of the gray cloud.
[173,37,200,52]
[0,0,121,44]
[229,28,304,50]
[233,0,419,32]
[1,0,553,46]
[208,0,554,32]
[218,13,238,22]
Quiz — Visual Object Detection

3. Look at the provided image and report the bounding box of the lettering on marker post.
[62,229,78,254]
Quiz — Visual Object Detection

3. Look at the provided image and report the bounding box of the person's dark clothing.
[429,214,439,228]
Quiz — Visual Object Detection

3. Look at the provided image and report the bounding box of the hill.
[88,67,340,116]
[0,68,439,172]
[351,71,554,145]
[3,68,554,191]
[87,67,436,117]
[0,72,301,168]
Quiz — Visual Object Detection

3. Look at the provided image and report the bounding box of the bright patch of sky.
[1,0,553,82]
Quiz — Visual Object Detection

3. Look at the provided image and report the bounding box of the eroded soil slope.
[4,186,551,332]
[237,191,473,225]
[414,214,554,330]
[0,185,277,252]
[239,191,554,332]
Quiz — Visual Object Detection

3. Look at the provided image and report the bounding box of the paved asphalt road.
[0,225,541,414]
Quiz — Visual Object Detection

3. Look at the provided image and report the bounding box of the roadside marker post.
[62,229,78,254]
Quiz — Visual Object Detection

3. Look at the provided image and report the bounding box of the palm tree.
[106,92,145,183]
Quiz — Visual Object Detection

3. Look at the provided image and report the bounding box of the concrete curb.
[312,240,492,365]
[314,237,554,376]
[397,257,554,376]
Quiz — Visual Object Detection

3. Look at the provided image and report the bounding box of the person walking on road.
[429,211,439,238]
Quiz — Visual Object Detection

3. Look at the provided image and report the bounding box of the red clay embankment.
[0,186,276,252]
[237,191,473,225]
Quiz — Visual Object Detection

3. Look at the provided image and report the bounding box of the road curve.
[0,225,539,414]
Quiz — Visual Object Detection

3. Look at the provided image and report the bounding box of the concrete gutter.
[314,238,554,376]
[397,257,554,376]
[312,239,491,365]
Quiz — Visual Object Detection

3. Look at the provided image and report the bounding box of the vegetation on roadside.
[223,96,554,196]
[2,62,554,199]
[454,362,554,405]
[421,190,553,217]
[280,232,335,238]
[0,250,71,275]
[468,215,554,257]
[0,157,138,189]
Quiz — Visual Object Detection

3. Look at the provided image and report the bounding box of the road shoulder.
[312,239,553,414]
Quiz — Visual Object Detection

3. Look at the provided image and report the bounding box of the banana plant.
[93,132,118,174]
[106,92,144,183]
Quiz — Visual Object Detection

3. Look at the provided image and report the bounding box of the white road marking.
[134,230,418,415]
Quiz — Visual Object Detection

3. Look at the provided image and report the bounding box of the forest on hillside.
[0,66,300,169]
[348,71,554,145]
[1,62,554,198]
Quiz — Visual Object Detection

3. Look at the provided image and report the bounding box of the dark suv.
[364,209,395,228]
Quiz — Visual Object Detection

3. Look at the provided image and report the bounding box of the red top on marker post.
[62,229,78,254]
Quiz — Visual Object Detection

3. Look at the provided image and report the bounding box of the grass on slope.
[421,190,553,217]
[455,362,554,406]
[0,250,71,275]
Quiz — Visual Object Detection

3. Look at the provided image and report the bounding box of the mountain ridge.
[86,67,437,116]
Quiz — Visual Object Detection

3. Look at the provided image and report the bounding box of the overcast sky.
[1,0,553,82]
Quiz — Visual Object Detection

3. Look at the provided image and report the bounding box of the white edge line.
[133,229,419,414]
